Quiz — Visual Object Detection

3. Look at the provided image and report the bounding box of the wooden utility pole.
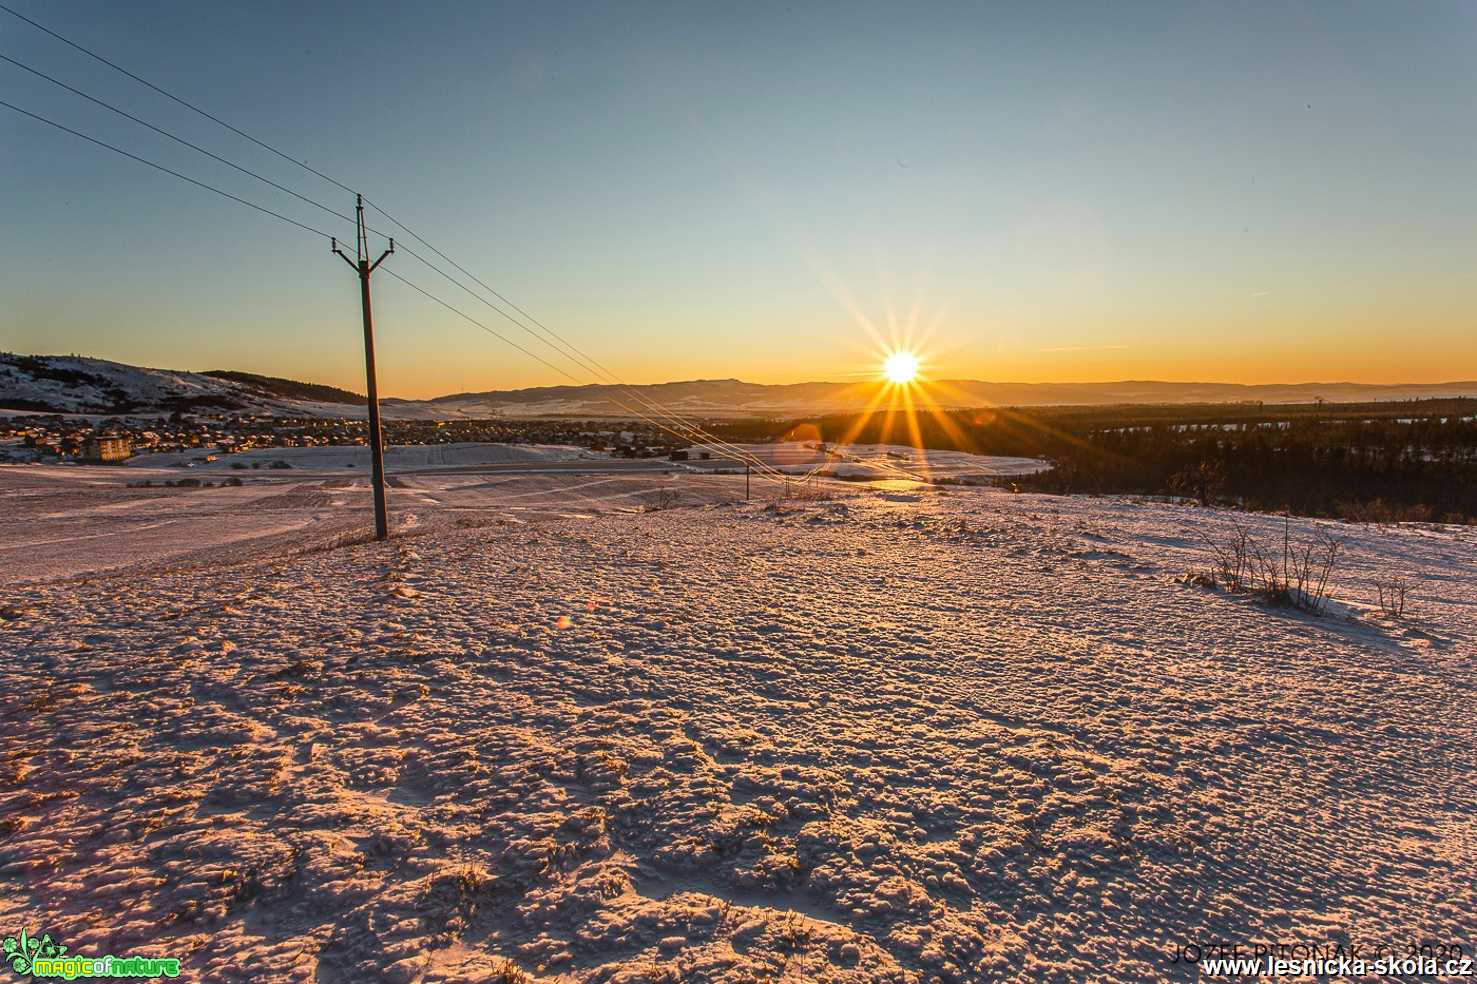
[333,194,394,541]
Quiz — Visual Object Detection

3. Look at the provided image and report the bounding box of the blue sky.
[3,1,1476,396]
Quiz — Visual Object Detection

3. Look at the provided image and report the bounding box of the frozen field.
[125,442,601,472]
[1,459,1474,982]
[0,450,712,582]
[682,442,1050,483]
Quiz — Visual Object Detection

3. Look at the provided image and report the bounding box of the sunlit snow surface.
[1,451,1473,982]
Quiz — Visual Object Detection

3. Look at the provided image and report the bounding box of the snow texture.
[1,460,1473,982]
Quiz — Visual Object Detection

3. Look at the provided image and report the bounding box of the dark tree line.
[1018,416,1477,523]
[704,399,1477,524]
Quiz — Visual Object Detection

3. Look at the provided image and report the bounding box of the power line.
[368,200,781,472]
[379,267,595,383]
[0,50,359,232]
[378,212,783,474]
[365,211,782,477]
[381,264,774,470]
[0,97,336,240]
[390,238,770,459]
[0,67,771,474]
[0,0,358,198]
[366,201,596,367]
[395,244,607,380]
[1,90,780,480]
[0,3,789,481]
[391,240,784,477]
[379,267,785,478]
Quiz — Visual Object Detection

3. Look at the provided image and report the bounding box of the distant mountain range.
[4,354,1476,419]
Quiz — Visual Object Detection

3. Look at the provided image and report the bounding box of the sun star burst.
[883,350,919,385]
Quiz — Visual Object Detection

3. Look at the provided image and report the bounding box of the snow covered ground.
[0,451,715,582]
[1,461,1473,982]
[683,443,1049,483]
[127,442,600,472]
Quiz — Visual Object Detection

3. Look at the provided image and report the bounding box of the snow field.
[1,483,1473,982]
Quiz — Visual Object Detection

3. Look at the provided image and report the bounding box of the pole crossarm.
[370,239,396,273]
[331,238,359,272]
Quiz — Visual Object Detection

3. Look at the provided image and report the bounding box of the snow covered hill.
[0,354,366,417]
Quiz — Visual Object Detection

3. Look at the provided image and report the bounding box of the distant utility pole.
[333,194,394,541]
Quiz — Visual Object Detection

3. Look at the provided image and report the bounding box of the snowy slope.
[1,470,1472,981]
[0,354,364,417]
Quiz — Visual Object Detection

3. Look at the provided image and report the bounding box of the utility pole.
[333,194,394,541]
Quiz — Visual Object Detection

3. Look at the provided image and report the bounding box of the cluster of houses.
[0,412,709,465]
[0,414,299,462]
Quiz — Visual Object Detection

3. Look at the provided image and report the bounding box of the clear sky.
[3,1,1476,397]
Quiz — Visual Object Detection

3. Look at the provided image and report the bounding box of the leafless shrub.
[1248,519,1341,613]
[1375,579,1409,618]
[1198,517,1253,592]
[1196,516,1342,614]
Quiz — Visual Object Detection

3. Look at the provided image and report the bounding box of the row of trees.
[1022,420,1477,523]
[705,399,1477,524]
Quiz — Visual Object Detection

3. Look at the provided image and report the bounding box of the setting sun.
[883,351,919,385]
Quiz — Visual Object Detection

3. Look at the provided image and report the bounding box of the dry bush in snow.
[1197,516,1342,614]
[1200,517,1254,592]
[1375,578,1410,618]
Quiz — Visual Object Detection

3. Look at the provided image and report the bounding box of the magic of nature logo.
[4,929,180,979]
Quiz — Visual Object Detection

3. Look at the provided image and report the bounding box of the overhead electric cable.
[0,0,359,197]
[379,266,785,478]
[0,3,792,480]
[0,98,336,240]
[372,206,781,473]
[0,51,358,230]
[379,268,593,382]
[390,240,785,477]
